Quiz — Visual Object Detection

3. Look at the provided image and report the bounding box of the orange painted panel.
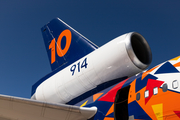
[93,93,103,101]
[106,104,114,116]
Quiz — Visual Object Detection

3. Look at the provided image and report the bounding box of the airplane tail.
[41,18,98,71]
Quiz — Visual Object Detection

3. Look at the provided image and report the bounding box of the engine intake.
[126,32,152,69]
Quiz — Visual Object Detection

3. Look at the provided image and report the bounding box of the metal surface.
[0,94,97,120]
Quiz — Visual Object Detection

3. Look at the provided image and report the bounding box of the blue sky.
[0,1,180,98]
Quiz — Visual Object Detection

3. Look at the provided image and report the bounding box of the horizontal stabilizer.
[0,94,97,120]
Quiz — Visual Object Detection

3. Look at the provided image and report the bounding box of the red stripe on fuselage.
[98,79,128,102]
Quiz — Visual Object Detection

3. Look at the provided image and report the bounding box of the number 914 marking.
[70,58,88,76]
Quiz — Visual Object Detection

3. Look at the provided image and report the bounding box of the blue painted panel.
[128,101,151,119]
[155,62,179,74]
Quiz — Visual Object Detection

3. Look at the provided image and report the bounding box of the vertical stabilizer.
[41,18,98,71]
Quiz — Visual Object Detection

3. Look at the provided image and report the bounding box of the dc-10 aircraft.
[0,18,180,120]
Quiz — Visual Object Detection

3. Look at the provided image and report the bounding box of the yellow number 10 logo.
[49,29,72,64]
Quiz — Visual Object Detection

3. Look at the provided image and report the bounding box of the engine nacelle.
[33,32,152,104]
